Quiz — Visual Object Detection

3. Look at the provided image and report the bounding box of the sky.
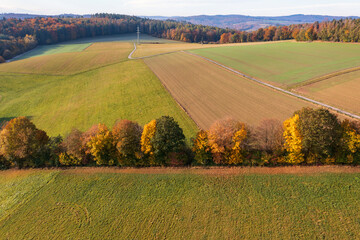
[1,0,360,17]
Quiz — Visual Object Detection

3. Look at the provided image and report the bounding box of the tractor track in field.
[129,43,360,120]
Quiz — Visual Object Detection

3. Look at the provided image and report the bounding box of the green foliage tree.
[296,108,342,163]
[113,120,143,166]
[152,116,186,166]
[59,152,82,166]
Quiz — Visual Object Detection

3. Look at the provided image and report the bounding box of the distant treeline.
[0,14,227,61]
[1,108,360,169]
[1,14,360,62]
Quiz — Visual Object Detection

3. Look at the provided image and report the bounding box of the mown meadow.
[1,168,360,239]
[0,36,198,139]
[190,41,360,87]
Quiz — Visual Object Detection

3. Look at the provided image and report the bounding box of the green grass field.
[11,33,176,61]
[11,43,92,61]
[0,38,198,139]
[0,60,197,139]
[190,41,360,86]
[1,167,360,239]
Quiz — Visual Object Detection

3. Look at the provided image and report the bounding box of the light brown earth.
[144,52,313,129]
[296,69,360,116]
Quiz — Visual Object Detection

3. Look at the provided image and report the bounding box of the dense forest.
[1,13,360,61]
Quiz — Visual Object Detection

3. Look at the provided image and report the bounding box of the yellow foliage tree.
[192,130,212,165]
[141,120,156,164]
[283,114,304,165]
[58,152,82,166]
[341,120,360,163]
[86,124,116,166]
[229,126,248,165]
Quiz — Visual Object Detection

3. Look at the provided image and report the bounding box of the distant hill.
[0,13,91,19]
[2,13,359,31]
[146,14,360,31]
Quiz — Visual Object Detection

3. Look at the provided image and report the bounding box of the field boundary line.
[183,51,360,120]
[290,66,360,89]
[142,59,202,130]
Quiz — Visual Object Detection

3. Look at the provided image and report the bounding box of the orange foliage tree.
[0,117,48,168]
[208,118,248,165]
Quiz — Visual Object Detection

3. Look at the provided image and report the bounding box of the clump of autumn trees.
[1,108,360,169]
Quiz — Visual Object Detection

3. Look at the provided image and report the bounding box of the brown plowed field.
[144,52,312,129]
[296,70,360,116]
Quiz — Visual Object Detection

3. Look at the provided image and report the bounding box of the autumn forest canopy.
[1,13,360,61]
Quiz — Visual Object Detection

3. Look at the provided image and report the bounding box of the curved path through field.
[129,43,360,120]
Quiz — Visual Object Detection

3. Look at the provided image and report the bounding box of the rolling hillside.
[1,167,360,239]
[0,35,198,139]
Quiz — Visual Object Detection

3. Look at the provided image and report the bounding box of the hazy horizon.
[1,0,360,17]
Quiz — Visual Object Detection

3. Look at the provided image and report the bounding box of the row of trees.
[192,108,360,166]
[1,108,360,169]
[217,18,360,43]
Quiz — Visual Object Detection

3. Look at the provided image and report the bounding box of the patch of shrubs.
[1,108,360,169]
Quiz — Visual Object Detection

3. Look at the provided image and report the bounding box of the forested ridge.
[1,13,360,62]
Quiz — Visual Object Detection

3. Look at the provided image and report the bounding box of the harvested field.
[2,167,360,239]
[0,42,133,75]
[190,41,360,86]
[296,69,360,115]
[144,52,312,129]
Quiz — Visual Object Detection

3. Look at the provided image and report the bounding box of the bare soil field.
[144,52,312,129]
[296,70,360,115]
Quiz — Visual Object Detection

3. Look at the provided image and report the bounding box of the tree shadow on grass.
[0,116,33,128]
